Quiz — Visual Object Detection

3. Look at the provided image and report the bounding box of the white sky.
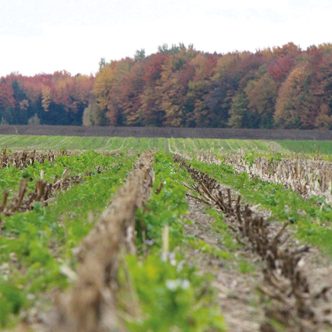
[0,0,331,76]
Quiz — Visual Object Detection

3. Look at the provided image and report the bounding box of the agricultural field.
[0,135,331,331]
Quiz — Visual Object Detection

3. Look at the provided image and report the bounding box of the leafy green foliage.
[0,136,331,330]
[0,151,111,198]
[0,152,134,327]
[278,140,332,155]
[136,153,188,249]
[130,152,225,331]
[0,282,25,326]
[122,254,225,332]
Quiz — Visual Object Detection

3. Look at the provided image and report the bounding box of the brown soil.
[0,125,332,139]
[185,195,264,332]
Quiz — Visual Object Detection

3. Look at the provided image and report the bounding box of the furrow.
[184,195,264,331]
[175,154,332,332]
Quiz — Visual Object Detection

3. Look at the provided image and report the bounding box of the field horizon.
[0,125,332,140]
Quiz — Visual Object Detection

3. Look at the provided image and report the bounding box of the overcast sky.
[0,0,331,76]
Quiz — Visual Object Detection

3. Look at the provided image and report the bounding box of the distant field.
[1,125,332,140]
[278,140,332,154]
[0,135,331,156]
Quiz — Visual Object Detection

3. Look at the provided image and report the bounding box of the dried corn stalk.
[225,153,332,204]
[0,149,68,169]
[48,153,154,332]
[175,155,332,331]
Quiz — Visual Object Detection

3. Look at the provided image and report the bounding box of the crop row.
[50,152,155,331]
[223,153,332,204]
[188,159,332,256]
[0,151,114,201]
[0,149,63,169]
[0,152,135,327]
[1,146,332,330]
[175,155,332,330]
[0,136,169,153]
[33,152,226,331]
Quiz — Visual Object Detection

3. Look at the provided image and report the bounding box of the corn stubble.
[0,166,103,221]
[225,153,332,205]
[49,153,154,332]
[0,149,67,169]
[174,155,332,332]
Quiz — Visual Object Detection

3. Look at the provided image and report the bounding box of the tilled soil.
[1,125,332,140]
[185,195,264,332]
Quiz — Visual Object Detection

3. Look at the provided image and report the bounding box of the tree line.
[0,72,93,125]
[1,43,332,128]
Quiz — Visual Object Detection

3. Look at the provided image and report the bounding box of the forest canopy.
[1,43,332,129]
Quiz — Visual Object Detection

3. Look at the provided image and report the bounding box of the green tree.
[228,92,248,127]
[134,49,146,61]
[245,73,277,128]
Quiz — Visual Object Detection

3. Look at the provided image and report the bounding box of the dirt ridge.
[46,152,154,332]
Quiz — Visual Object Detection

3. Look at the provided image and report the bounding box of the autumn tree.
[158,45,197,126]
[274,64,308,128]
[245,72,278,128]
[2,42,332,129]
[0,78,15,124]
[93,59,134,125]
[138,53,167,126]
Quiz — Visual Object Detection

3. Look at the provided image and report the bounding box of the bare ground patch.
[184,195,264,331]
